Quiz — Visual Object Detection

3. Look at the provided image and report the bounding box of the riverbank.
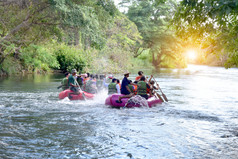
[0,69,64,77]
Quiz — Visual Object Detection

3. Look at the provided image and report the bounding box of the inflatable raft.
[105,94,162,108]
[59,89,94,100]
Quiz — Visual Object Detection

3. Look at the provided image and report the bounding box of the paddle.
[57,85,62,89]
[74,78,86,100]
[152,76,168,102]
[154,91,164,102]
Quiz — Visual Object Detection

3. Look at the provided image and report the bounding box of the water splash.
[125,95,149,108]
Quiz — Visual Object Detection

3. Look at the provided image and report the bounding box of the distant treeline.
[0,0,237,76]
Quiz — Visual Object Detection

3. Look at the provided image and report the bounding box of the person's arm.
[149,75,155,83]
[126,85,132,93]
[126,79,132,93]
[153,85,159,90]
[116,84,121,94]
[70,83,77,87]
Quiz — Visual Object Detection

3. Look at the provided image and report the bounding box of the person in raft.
[148,75,159,95]
[68,69,83,99]
[134,71,144,83]
[60,72,70,90]
[108,78,121,95]
[116,71,134,103]
[137,76,152,100]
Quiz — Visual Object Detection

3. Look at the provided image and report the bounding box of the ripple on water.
[1,66,238,158]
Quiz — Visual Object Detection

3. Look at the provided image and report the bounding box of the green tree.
[173,0,238,68]
[88,14,142,73]
[124,0,186,68]
[0,0,60,74]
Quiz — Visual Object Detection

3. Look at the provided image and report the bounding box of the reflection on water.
[0,65,238,159]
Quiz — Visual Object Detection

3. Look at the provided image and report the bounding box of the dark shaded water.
[0,65,238,159]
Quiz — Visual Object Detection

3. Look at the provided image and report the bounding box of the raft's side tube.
[59,89,94,100]
[105,94,162,108]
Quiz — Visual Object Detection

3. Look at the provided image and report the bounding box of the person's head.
[108,74,114,79]
[100,75,104,80]
[140,76,146,81]
[138,71,143,76]
[116,79,120,84]
[112,78,117,83]
[65,72,70,77]
[71,69,77,76]
[124,71,130,78]
[82,73,87,78]
[87,73,90,78]
[150,80,155,85]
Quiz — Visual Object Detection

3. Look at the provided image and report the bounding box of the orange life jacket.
[135,76,142,81]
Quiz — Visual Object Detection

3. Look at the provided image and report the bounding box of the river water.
[0,65,237,159]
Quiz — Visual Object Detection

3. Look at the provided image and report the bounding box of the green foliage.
[96,14,142,72]
[53,0,119,50]
[130,49,154,69]
[1,57,23,75]
[20,44,59,72]
[54,43,86,72]
[125,0,186,68]
[173,0,238,68]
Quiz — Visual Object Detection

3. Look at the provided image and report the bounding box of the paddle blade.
[82,92,86,100]
[57,85,62,89]
[156,93,164,102]
[162,93,168,102]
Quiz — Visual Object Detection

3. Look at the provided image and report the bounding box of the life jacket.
[133,85,138,94]
[61,77,69,90]
[137,81,147,95]
[128,84,134,93]
[77,77,83,86]
[108,82,117,95]
[133,85,138,92]
[135,76,142,81]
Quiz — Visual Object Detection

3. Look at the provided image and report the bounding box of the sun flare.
[187,50,197,60]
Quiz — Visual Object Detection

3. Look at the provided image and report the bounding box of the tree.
[173,0,238,68]
[0,0,59,68]
[124,0,186,68]
[88,14,142,73]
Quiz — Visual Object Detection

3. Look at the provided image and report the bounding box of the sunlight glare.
[187,50,197,60]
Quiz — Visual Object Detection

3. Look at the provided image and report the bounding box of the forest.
[0,0,237,76]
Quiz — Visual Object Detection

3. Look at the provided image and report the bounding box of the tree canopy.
[0,0,237,75]
[173,0,238,68]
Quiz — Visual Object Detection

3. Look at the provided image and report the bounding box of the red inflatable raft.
[105,94,162,108]
[59,89,94,100]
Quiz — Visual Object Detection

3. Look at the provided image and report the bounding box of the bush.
[20,44,59,72]
[54,43,86,72]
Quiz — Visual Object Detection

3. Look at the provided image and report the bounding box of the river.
[0,65,237,159]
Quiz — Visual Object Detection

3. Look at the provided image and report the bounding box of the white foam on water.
[56,89,108,107]
[125,95,149,107]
